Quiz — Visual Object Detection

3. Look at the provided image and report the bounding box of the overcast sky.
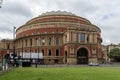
[0,0,120,45]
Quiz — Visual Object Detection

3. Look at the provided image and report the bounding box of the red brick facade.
[0,11,103,64]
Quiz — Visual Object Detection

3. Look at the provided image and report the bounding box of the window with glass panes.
[35,38,38,46]
[30,38,32,45]
[80,33,85,42]
[76,33,78,42]
[42,38,45,45]
[41,49,44,56]
[26,39,27,46]
[49,37,52,45]
[48,49,51,56]
[56,49,59,56]
[56,37,59,45]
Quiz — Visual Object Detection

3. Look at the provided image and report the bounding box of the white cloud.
[0,32,13,39]
[0,0,120,45]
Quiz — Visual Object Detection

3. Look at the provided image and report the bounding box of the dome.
[40,11,76,16]
[16,11,101,38]
[25,11,91,25]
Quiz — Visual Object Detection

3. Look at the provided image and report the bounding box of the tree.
[108,48,120,62]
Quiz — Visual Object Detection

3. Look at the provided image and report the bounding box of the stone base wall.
[89,58,98,63]
[67,58,77,64]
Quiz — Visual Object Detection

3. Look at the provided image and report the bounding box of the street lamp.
[0,42,4,70]
[13,26,16,66]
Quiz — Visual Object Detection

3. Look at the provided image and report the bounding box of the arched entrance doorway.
[77,48,88,64]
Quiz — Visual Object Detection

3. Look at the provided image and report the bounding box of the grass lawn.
[0,67,120,80]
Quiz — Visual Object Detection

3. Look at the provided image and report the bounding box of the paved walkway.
[31,63,120,68]
[31,64,90,68]
[100,63,120,67]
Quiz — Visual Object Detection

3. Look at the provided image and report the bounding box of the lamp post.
[22,40,23,59]
[0,42,3,70]
[13,26,16,66]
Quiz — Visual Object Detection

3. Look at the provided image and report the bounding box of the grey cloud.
[51,0,98,15]
[1,1,33,17]
[0,0,120,45]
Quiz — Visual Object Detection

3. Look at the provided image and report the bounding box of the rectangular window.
[41,49,44,56]
[30,49,31,52]
[87,34,89,43]
[48,49,51,56]
[49,37,52,45]
[7,43,10,50]
[80,33,85,42]
[26,39,27,46]
[56,37,59,45]
[35,49,37,53]
[56,49,59,56]
[35,38,38,46]
[42,38,45,45]
[25,50,27,52]
[30,39,32,45]
[76,33,78,42]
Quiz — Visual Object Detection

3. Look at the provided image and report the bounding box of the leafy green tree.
[108,48,120,62]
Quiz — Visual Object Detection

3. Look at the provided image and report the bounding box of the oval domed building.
[15,11,102,64]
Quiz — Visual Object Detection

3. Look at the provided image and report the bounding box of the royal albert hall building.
[15,11,103,64]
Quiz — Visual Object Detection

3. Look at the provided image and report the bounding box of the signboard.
[23,53,30,58]
[31,53,38,58]
[19,52,43,59]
